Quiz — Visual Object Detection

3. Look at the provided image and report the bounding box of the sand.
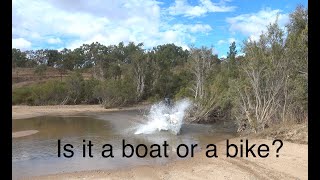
[26,138,307,180]
[12,130,39,138]
[12,105,148,119]
[13,105,308,180]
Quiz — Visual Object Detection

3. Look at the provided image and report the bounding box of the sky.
[12,0,308,58]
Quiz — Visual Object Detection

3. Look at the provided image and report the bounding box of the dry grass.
[244,121,308,144]
[12,67,93,89]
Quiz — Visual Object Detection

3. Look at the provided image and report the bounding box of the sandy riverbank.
[12,130,39,138]
[13,105,308,180]
[12,104,149,120]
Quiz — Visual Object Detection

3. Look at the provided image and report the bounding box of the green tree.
[227,41,237,63]
[12,48,28,68]
[81,42,108,80]
[45,49,61,67]
[65,72,85,104]
[234,19,289,132]
[284,5,308,122]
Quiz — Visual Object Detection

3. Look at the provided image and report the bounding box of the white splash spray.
[134,99,192,135]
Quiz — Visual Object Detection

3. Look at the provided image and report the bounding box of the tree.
[34,49,48,65]
[227,41,237,63]
[235,19,288,132]
[189,47,214,100]
[81,42,108,80]
[132,50,146,100]
[24,50,38,67]
[226,41,239,78]
[45,49,60,67]
[58,48,73,70]
[286,5,308,35]
[149,43,189,98]
[65,72,85,104]
[283,5,308,122]
[12,48,28,68]
[188,46,221,122]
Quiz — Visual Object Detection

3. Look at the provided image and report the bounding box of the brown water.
[12,110,235,179]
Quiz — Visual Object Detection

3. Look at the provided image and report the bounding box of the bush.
[174,87,192,100]
[65,72,85,104]
[83,78,100,104]
[94,77,137,108]
[12,87,34,105]
[13,77,102,106]
[31,80,67,105]
[34,64,47,79]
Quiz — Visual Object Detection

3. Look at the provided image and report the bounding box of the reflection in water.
[12,112,235,179]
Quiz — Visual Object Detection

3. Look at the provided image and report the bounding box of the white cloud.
[12,38,32,49]
[228,37,236,43]
[171,24,212,33]
[220,55,227,59]
[190,24,212,33]
[217,40,226,45]
[168,0,236,18]
[217,37,236,45]
[12,0,213,50]
[212,48,218,55]
[226,8,289,41]
[47,38,62,44]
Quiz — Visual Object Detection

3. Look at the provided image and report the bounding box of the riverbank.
[13,105,308,179]
[12,130,39,138]
[12,104,149,120]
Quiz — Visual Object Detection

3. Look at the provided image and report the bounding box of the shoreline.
[12,130,39,138]
[13,105,308,180]
[12,104,149,120]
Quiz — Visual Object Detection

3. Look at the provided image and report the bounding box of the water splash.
[134,99,192,135]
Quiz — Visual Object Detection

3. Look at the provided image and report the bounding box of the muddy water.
[12,110,235,179]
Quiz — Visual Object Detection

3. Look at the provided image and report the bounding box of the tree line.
[12,6,307,132]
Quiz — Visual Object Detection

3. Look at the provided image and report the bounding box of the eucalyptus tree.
[235,19,289,131]
[12,48,28,68]
[81,42,108,80]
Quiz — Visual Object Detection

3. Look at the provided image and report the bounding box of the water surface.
[12,110,235,179]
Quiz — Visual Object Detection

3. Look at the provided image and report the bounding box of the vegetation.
[12,6,307,132]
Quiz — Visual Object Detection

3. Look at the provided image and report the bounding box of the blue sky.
[12,0,307,58]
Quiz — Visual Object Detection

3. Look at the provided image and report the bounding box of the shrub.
[65,72,85,104]
[94,77,137,108]
[31,80,67,105]
[12,87,34,105]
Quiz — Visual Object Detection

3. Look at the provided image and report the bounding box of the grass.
[249,121,308,144]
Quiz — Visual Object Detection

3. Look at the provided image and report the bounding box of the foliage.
[34,64,47,79]
[12,48,28,68]
[65,71,85,104]
[31,80,67,105]
[93,76,137,108]
[12,86,34,105]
